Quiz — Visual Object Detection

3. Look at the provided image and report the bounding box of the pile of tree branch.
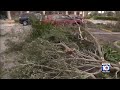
[2,21,120,79]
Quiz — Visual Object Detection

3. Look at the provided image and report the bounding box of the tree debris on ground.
[1,20,120,79]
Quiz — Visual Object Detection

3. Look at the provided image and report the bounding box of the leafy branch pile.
[2,19,120,79]
[103,45,120,63]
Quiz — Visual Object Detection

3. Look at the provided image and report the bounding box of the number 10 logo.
[102,63,110,72]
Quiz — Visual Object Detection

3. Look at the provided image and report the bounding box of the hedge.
[93,16,119,21]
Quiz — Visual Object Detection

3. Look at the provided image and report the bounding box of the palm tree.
[7,11,11,20]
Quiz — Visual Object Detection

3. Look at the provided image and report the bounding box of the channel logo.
[102,63,110,72]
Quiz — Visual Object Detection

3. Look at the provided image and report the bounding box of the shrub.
[84,16,92,19]
[112,21,120,32]
[103,44,120,62]
[27,18,77,43]
[117,41,120,46]
[93,16,119,21]
[96,21,120,32]
[107,12,114,16]
[86,21,97,28]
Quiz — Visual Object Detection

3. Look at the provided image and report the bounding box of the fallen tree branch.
[83,50,101,60]
[70,16,83,40]
[85,28,104,60]
[115,70,119,79]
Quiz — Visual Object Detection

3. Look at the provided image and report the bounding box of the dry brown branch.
[72,67,96,79]
[66,58,102,63]
[56,42,98,60]
[56,42,76,57]
[52,72,62,79]
[115,70,119,79]
[91,69,102,75]
[75,50,97,60]
[84,26,104,60]
[71,17,104,60]
[84,67,96,72]
[83,50,101,60]
[70,16,83,40]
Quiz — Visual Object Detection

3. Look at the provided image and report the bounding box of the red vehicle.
[41,14,85,26]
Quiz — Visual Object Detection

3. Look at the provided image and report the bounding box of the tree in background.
[7,11,11,20]
[115,11,120,18]
[65,11,68,15]
[42,11,46,15]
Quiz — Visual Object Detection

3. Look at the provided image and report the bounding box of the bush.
[93,16,119,21]
[107,12,114,16]
[27,18,78,43]
[103,44,120,62]
[112,21,120,32]
[86,21,97,28]
[117,41,120,46]
[98,21,120,32]
[84,16,92,19]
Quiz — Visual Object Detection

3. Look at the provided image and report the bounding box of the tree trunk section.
[65,11,68,15]
[7,11,12,20]
[74,11,77,15]
[43,11,46,15]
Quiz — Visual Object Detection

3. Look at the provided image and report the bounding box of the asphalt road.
[88,28,120,44]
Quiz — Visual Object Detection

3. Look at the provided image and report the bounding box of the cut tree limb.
[84,24,104,60]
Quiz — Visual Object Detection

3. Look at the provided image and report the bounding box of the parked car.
[41,14,85,26]
[19,13,31,26]
[69,15,84,21]
[19,13,40,26]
